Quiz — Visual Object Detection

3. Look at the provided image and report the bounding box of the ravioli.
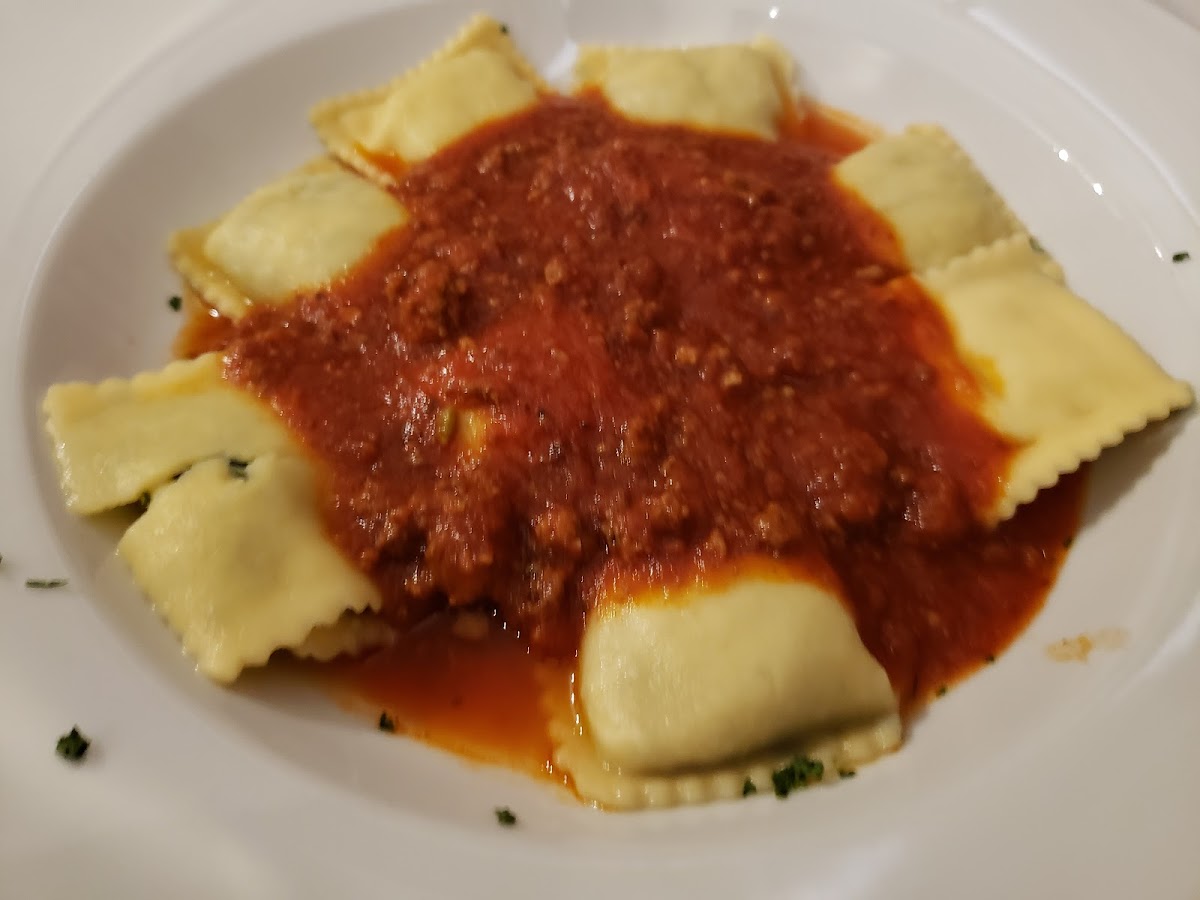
[42,353,296,514]
[45,354,383,681]
[119,455,380,683]
[551,564,901,809]
[836,127,1192,521]
[914,236,1193,521]
[311,15,544,185]
[289,613,396,662]
[572,41,794,138]
[169,159,407,318]
[552,699,901,811]
[834,124,1026,273]
[578,564,897,772]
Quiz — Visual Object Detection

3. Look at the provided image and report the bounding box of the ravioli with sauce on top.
[41,15,1192,810]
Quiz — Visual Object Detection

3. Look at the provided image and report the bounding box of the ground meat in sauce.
[211,96,1081,706]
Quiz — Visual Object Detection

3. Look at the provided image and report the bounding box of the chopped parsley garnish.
[56,727,90,761]
[26,578,68,589]
[1030,237,1045,253]
[771,755,824,798]
[227,458,250,479]
[838,769,856,779]
[936,685,948,697]
[742,777,757,796]
[1172,251,1191,263]
[168,295,182,311]
[495,807,517,826]
[378,711,395,732]
[499,23,510,34]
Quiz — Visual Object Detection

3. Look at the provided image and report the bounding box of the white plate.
[2,0,1199,896]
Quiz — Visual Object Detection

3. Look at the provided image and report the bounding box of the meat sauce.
[180,96,1083,767]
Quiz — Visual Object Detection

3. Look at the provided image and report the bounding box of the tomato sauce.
[173,290,237,358]
[325,612,571,782]
[179,96,1084,755]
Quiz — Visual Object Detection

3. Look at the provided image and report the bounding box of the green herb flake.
[771,755,824,798]
[838,769,857,779]
[26,578,68,590]
[742,777,757,796]
[499,23,510,34]
[435,406,458,446]
[227,458,250,479]
[495,807,517,826]
[168,295,182,311]
[936,685,948,698]
[378,711,395,733]
[1171,251,1191,263]
[1030,237,1045,253]
[1063,536,1074,549]
[56,726,90,762]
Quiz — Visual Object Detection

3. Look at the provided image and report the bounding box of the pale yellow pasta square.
[918,235,1193,520]
[310,15,545,186]
[118,454,380,683]
[572,40,794,139]
[579,569,896,773]
[551,701,900,811]
[42,353,297,514]
[550,563,899,808]
[834,125,1026,273]
[169,159,407,318]
[289,613,396,662]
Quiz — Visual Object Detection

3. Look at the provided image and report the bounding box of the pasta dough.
[572,41,794,138]
[915,235,1194,520]
[118,454,380,682]
[834,124,1026,273]
[42,353,296,514]
[311,15,544,185]
[45,354,388,682]
[289,613,396,662]
[169,159,407,318]
[551,701,900,811]
[576,564,898,773]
